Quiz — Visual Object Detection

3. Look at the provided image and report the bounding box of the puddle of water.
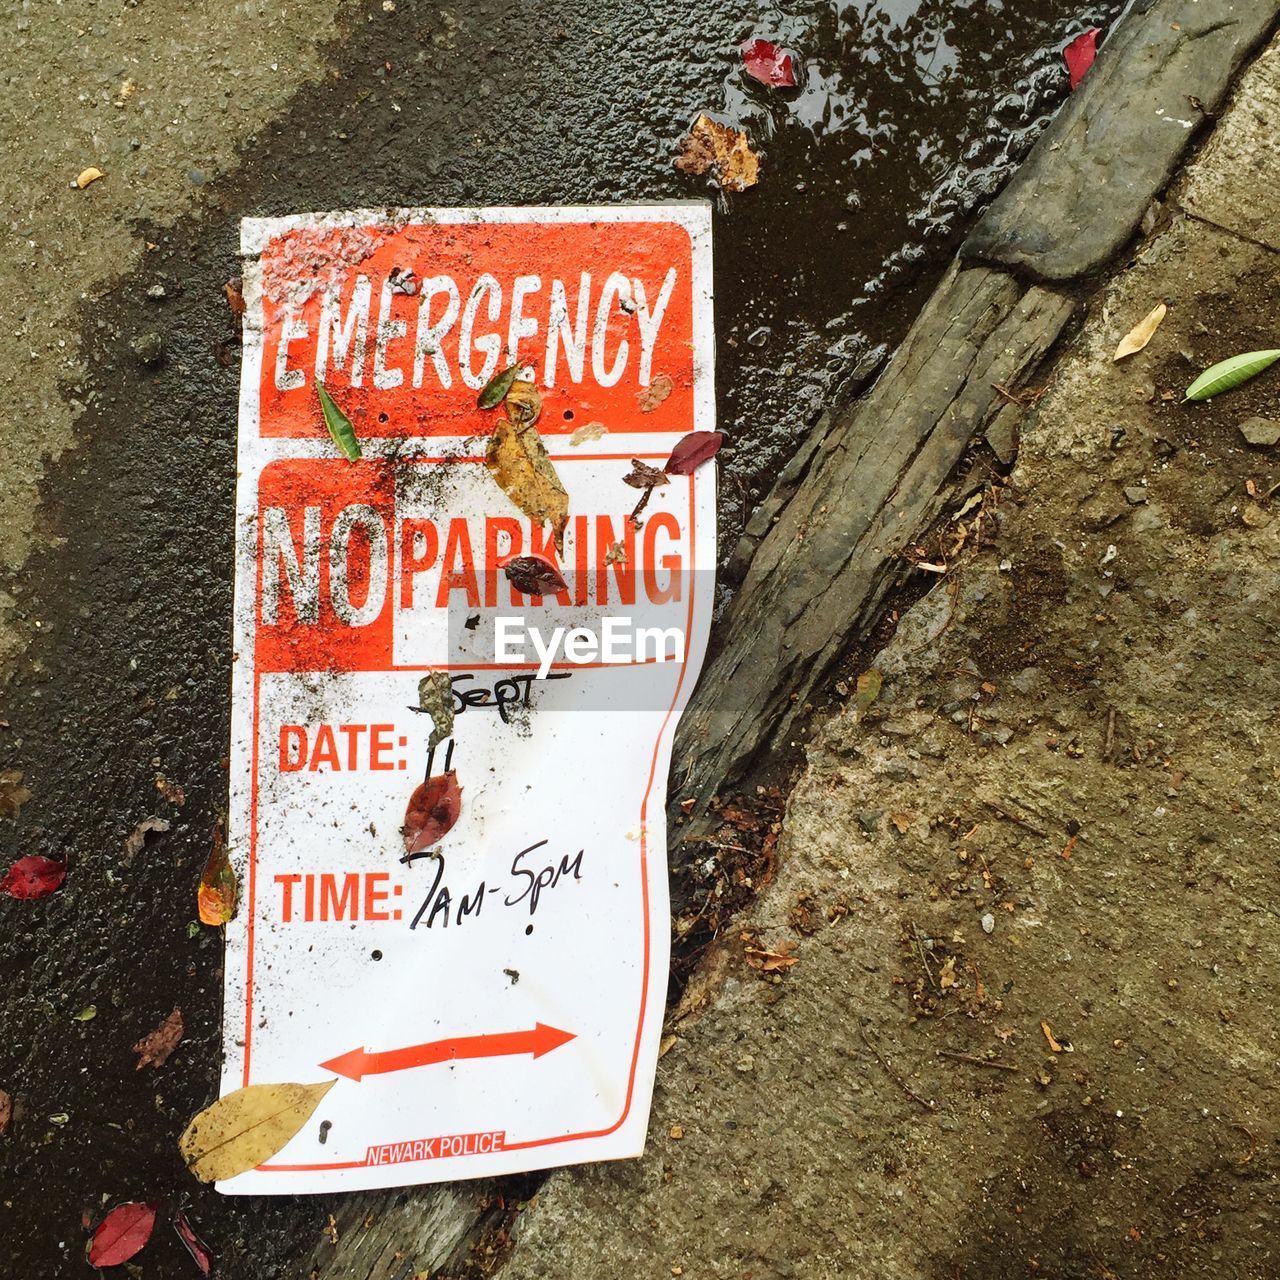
[706,1,1123,550]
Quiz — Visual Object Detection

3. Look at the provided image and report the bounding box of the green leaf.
[316,382,361,460]
[1185,349,1280,401]
[477,363,521,410]
[855,669,883,723]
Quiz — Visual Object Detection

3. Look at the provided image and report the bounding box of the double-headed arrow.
[320,1022,576,1082]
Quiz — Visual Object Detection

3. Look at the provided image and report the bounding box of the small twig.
[979,798,1048,838]
[1104,706,1117,761]
[700,839,752,856]
[910,921,940,993]
[859,1025,937,1111]
[936,1050,1018,1073]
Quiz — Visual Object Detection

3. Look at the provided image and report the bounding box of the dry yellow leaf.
[1040,1019,1064,1053]
[938,955,958,990]
[485,418,569,552]
[1113,302,1167,361]
[74,166,105,189]
[180,1079,335,1182]
[504,379,543,426]
[674,113,760,192]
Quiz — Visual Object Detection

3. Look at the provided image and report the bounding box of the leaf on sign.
[1113,302,1167,361]
[87,1201,157,1269]
[569,420,606,446]
[623,459,670,492]
[403,772,463,853]
[1185,349,1280,401]
[503,554,568,597]
[674,113,760,192]
[317,382,362,461]
[174,1210,212,1276]
[477,363,522,409]
[504,380,543,426]
[179,1079,335,1182]
[0,768,32,819]
[1,855,66,900]
[623,458,670,523]
[636,374,674,412]
[198,822,237,927]
[855,669,883,722]
[665,431,724,475]
[133,1007,184,1070]
[417,672,454,750]
[1064,28,1100,91]
[124,815,170,862]
[741,38,797,89]
[485,418,569,552]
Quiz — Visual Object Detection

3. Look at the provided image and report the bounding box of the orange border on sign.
[242,469,699,1170]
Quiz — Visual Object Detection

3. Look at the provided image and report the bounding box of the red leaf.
[664,431,725,476]
[503,554,568,597]
[87,1202,157,1269]
[174,1210,212,1277]
[0,855,66,900]
[741,38,797,89]
[403,772,463,853]
[1064,28,1100,91]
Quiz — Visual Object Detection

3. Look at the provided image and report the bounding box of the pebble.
[1123,485,1147,504]
[1010,666,1046,694]
[130,331,164,366]
[981,912,995,934]
[1239,417,1280,448]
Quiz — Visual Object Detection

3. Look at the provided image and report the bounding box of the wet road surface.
[0,1,1121,1273]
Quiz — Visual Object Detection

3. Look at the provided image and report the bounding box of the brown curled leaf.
[503,554,568,597]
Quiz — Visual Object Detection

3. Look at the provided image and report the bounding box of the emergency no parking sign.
[222,205,716,1192]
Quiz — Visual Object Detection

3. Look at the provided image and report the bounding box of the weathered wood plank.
[301,1184,489,1279]
[673,266,1075,820]
[962,0,1280,281]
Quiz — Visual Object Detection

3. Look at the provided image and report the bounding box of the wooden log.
[672,265,1075,822]
[300,1184,489,1278]
[962,0,1280,281]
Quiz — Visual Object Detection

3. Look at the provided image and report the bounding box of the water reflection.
[710,1,1123,550]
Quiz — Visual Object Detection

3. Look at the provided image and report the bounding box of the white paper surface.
[221,204,715,1193]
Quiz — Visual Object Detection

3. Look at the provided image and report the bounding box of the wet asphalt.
[0,1,1122,1274]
